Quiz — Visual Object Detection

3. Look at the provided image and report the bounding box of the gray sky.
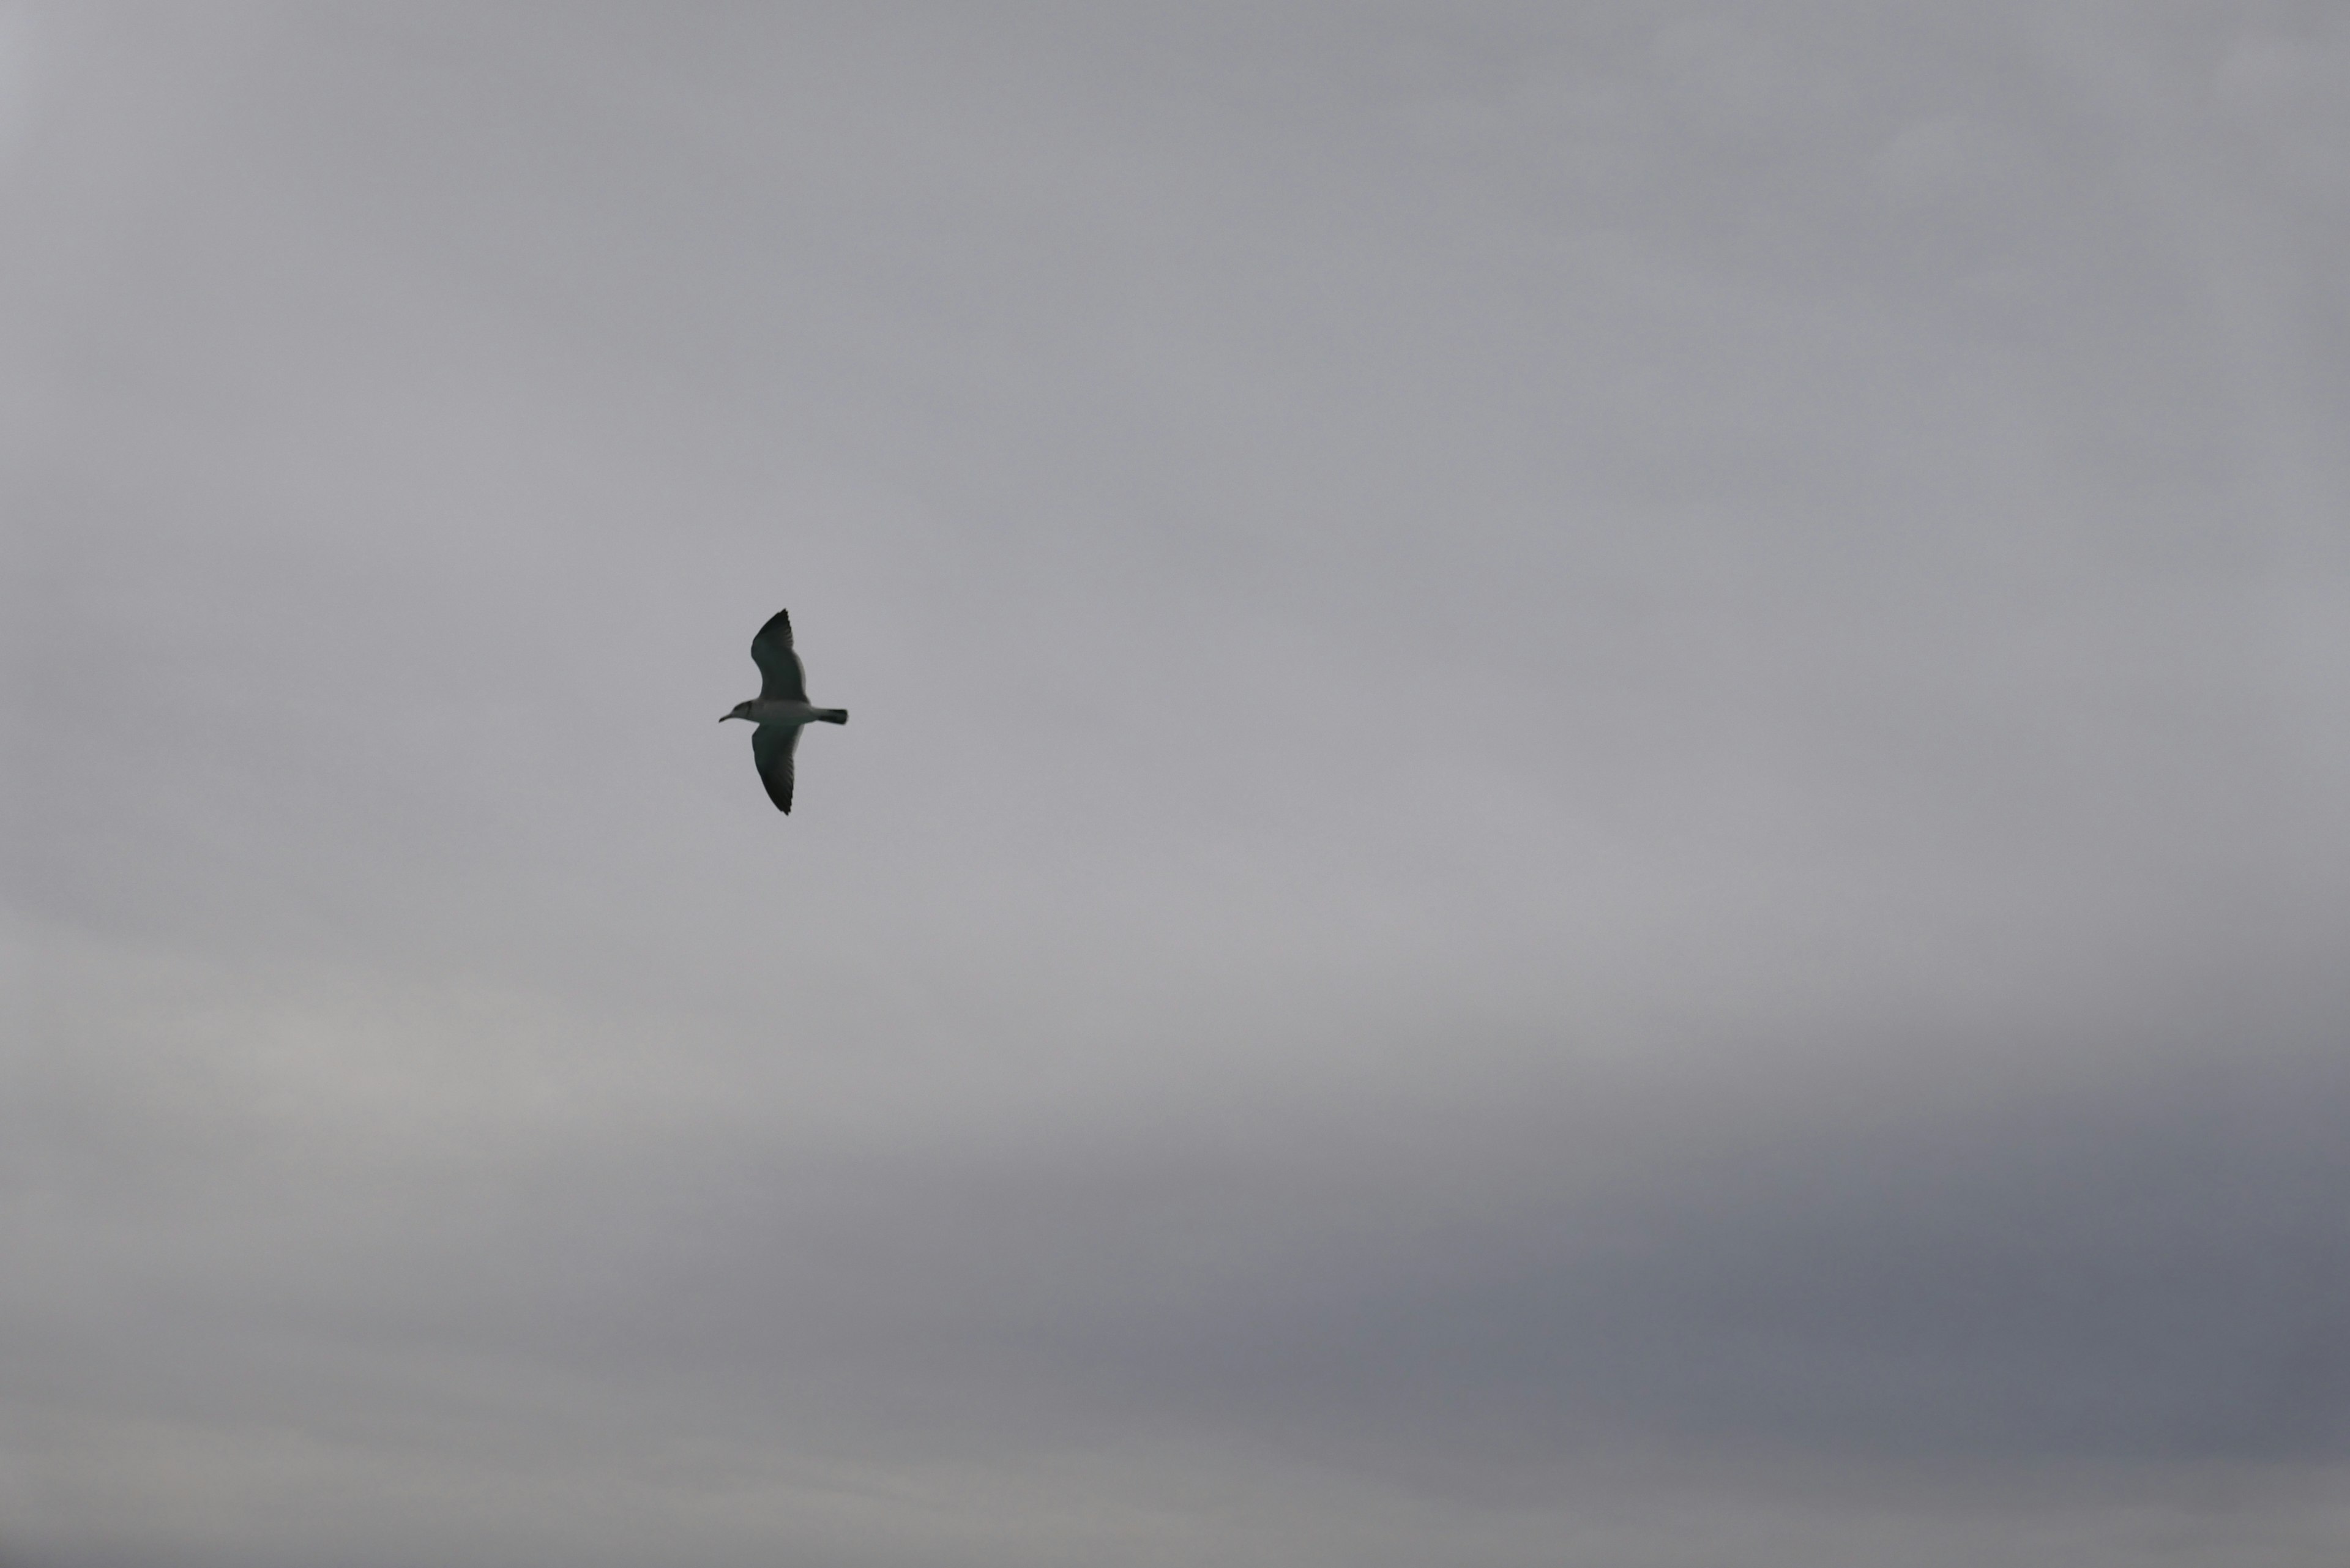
[5,3,2348,1564]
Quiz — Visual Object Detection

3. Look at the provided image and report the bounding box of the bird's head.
[721,701,755,723]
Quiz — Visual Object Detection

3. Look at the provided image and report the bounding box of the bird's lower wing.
[751,609,810,702]
[752,722,800,813]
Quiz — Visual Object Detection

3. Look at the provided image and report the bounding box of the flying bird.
[722,608,848,813]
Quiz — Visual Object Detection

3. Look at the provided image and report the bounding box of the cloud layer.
[6,4,2349,1564]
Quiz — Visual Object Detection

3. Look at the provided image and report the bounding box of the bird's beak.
[719,712,733,722]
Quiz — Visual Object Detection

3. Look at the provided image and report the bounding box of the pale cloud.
[4,4,2346,1565]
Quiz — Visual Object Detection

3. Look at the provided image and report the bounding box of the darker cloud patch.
[1119,1055,2350,1486]
[433,1037,2350,1497]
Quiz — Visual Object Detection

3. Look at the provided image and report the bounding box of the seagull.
[721,608,848,813]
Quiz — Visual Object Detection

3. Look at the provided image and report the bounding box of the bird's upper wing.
[750,609,809,702]
[752,722,800,813]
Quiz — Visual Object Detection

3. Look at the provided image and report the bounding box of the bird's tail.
[816,709,849,725]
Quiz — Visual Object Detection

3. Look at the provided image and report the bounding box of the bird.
[721,608,848,813]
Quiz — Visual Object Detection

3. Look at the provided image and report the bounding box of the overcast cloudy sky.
[4,4,2348,1564]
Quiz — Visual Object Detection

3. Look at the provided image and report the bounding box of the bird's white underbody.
[729,700,847,726]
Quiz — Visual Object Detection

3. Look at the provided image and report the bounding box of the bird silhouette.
[721,609,848,813]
